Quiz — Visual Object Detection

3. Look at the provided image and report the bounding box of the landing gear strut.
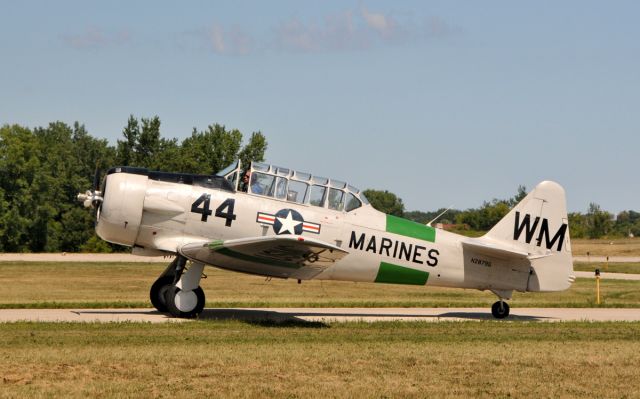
[150,255,206,318]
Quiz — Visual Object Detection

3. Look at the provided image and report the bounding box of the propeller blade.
[93,166,101,192]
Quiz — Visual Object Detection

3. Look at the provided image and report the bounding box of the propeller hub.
[77,190,103,208]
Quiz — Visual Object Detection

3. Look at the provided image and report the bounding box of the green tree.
[586,203,613,239]
[0,124,41,251]
[455,185,526,232]
[404,209,462,225]
[509,185,527,206]
[115,117,268,174]
[363,189,404,216]
[568,212,587,238]
[135,116,162,168]
[456,200,511,231]
[116,115,139,166]
[0,122,117,252]
[179,125,267,174]
[613,210,640,237]
[238,131,267,171]
[179,125,240,174]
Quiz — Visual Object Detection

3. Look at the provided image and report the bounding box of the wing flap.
[179,235,348,280]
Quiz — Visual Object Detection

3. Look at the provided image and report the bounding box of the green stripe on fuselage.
[386,214,436,242]
[375,262,429,285]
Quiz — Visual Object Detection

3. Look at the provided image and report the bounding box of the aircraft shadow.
[198,309,548,322]
[73,309,548,323]
[73,310,165,316]
[198,309,328,327]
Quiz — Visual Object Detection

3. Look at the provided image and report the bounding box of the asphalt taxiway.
[2,307,640,323]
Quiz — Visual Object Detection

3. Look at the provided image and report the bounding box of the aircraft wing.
[461,239,531,260]
[179,235,349,280]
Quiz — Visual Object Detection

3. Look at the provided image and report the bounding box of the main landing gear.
[490,290,511,319]
[150,255,206,318]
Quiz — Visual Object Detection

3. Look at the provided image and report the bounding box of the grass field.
[0,321,639,398]
[574,262,640,274]
[572,237,640,256]
[1,261,639,309]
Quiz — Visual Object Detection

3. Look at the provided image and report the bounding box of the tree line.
[0,116,266,253]
[364,188,640,239]
[0,117,636,253]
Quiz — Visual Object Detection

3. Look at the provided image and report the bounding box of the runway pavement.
[2,307,640,323]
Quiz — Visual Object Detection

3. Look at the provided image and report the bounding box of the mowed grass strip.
[0,321,639,398]
[574,262,640,274]
[1,261,640,308]
[572,237,640,256]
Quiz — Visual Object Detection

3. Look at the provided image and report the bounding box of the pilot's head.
[242,171,250,183]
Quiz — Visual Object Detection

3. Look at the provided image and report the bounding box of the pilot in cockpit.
[240,170,263,194]
[240,170,250,192]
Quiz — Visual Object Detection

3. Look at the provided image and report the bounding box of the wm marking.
[513,211,568,251]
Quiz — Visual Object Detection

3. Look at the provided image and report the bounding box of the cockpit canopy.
[218,161,370,212]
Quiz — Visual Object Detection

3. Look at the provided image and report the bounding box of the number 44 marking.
[191,194,237,227]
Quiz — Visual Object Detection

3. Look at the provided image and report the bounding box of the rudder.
[484,181,573,291]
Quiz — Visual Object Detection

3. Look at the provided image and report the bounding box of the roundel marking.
[273,209,304,235]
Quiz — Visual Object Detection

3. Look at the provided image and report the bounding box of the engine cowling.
[96,171,147,246]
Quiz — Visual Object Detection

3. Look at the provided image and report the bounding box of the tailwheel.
[165,285,206,318]
[491,300,510,319]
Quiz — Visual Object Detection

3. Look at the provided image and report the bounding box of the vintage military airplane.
[78,161,574,318]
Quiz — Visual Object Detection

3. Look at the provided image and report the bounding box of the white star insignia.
[276,210,302,234]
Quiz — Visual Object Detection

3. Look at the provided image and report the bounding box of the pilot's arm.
[250,179,263,194]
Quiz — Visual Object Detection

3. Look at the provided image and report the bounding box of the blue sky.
[2,1,639,213]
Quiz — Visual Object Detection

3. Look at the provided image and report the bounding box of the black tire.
[149,275,175,312]
[165,285,205,318]
[491,301,510,319]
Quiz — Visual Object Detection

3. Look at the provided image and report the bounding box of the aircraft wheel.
[491,301,510,319]
[165,285,205,318]
[150,276,174,312]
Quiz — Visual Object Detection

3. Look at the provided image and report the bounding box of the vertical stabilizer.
[483,181,574,291]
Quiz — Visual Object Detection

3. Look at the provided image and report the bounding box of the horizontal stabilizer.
[179,235,348,280]
[461,240,531,260]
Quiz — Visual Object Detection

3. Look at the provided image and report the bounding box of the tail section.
[484,181,573,291]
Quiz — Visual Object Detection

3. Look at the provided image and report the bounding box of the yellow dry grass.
[572,238,640,256]
[0,322,639,398]
[1,261,640,308]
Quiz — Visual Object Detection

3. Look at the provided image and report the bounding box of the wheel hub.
[174,290,198,312]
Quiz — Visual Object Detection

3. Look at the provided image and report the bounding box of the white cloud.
[179,7,458,55]
[275,18,317,52]
[62,27,130,50]
[361,7,395,38]
[274,10,373,53]
[210,24,226,53]
[205,23,252,55]
[424,16,459,38]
